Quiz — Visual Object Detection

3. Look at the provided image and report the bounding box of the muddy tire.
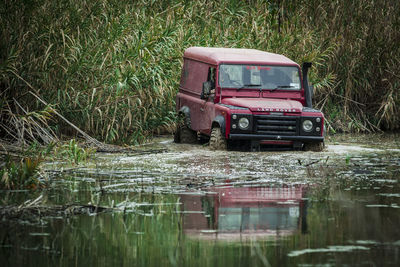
[304,141,325,152]
[209,127,227,150]
[174,124,197,144]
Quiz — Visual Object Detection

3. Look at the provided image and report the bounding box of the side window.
[207,67,216,91]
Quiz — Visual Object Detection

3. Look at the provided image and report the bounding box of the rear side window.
[207,67,216,89]
[180,59,209,94]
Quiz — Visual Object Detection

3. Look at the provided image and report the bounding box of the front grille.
[254,115,299,136]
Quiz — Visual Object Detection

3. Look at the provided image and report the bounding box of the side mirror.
[201,81,212,99]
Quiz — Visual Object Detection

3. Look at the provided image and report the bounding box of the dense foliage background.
[1,0,399,145]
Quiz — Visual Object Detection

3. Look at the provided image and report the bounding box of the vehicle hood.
[221,98,303,113]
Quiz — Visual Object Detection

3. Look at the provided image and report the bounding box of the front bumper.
[229,114,324,143]
[229,134,324,142]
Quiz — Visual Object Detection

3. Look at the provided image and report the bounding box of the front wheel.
[209,127,227,150]
[304,141,325,152]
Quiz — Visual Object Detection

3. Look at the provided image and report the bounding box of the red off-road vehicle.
[174,47,324,151]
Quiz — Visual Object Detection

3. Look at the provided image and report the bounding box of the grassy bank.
[1,0,399,145]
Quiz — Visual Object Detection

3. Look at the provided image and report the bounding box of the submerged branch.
[0,202,112,225]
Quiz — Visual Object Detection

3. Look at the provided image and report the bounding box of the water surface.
[1,135,400,266]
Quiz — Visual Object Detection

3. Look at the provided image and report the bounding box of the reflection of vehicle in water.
[180,186,307,241]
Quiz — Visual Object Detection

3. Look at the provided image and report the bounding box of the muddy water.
[1,135,400,266]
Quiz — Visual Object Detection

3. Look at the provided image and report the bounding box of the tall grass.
[299,0,400,131]
[0,0,398,145]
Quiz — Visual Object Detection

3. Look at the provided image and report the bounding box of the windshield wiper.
[237,84,261,91]
[270,85,295,92]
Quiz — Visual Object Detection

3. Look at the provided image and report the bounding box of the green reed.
[0,0,398,145]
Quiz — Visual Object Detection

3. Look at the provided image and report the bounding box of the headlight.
[302,120,313,132]
[238,117,250,130]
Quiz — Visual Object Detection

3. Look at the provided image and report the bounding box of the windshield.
[218,64,301,90]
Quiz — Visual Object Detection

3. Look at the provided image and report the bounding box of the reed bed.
[0,0,398,145]
[300,0,400,131]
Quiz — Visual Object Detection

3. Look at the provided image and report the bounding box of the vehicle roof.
[184,47,298,66]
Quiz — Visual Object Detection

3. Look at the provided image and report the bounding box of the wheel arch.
[178,106,191,128]
[212,115,226,136]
